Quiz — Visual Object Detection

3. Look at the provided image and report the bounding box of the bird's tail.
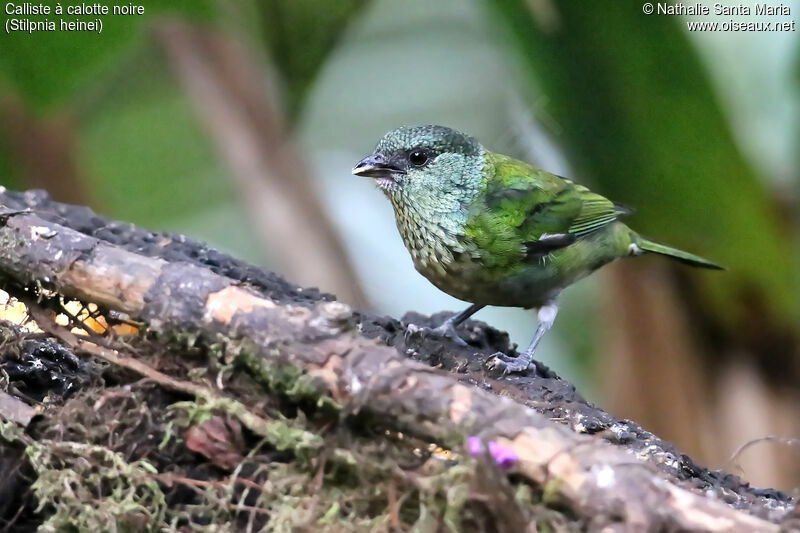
[635,236,724,270]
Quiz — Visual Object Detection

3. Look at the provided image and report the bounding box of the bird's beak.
[352,154,404,178]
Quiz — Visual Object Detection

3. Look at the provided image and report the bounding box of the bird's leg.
[431,303,485,343]
[405,303,484,347]
[487,302,558,375]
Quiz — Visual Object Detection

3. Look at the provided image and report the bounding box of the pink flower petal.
[467,435,482,455]
[488,440,518,469]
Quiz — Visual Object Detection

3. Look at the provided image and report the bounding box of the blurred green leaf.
[256,0,366,117]
[0,0,215,111]
[79,59,234,229]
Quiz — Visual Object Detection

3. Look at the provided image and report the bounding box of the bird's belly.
[413,234,623,308]
[414,255,564,309]
[403,228,563,308]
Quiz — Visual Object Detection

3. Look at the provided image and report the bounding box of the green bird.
[353,125,722,374]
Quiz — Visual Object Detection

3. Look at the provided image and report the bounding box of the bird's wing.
[466,153,628,262]
[566,183,632,237]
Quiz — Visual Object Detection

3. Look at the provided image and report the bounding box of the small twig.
[58,298,107,339]
[150,473,273,516]
[0,390,37,426]
[229,504,272,517]
[75,339,207,397]
[74,340,287,441]
[153,472,265,493]
[106,310,144,328]
[0,209,30,224]
[724,436,800,472]
[0,498,28,533]
[26,300,287,444]
[93,386,137,412]
[16,291,109,350]
[311,446,329,492]
[386,479,400,529]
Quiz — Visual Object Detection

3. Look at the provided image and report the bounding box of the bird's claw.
[405,322,468,347]
[485,351,535,376]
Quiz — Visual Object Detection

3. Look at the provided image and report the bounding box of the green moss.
[26,440,167,532]
[542,477,564,506]
[167,398,323,463]
[0,307,582,530]
[0,419,25,441]
[233,347,343,412]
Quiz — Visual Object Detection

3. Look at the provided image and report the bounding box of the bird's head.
[352,125,486,208]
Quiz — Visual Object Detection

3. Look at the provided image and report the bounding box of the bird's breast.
[394,208,461,270]
[391,204,492,301]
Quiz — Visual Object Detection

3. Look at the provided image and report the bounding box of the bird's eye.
[408,150,428,167]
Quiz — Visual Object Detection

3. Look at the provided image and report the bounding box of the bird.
[352,125,722,375]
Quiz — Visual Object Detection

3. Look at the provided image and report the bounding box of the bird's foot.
[405,321,468,347]
[485,351,535,376]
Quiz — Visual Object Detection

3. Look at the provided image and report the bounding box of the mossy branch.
[0,190,793,531]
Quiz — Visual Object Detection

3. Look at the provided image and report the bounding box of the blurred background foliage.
[1,0,798,488]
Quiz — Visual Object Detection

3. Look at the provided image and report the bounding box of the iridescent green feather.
[464,152,628,266]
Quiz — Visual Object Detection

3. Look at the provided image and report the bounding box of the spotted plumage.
[353,125,722,374]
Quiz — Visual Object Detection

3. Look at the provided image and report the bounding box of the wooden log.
[0,190,792,531]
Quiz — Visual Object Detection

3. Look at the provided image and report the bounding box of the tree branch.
[0,189,792,531]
